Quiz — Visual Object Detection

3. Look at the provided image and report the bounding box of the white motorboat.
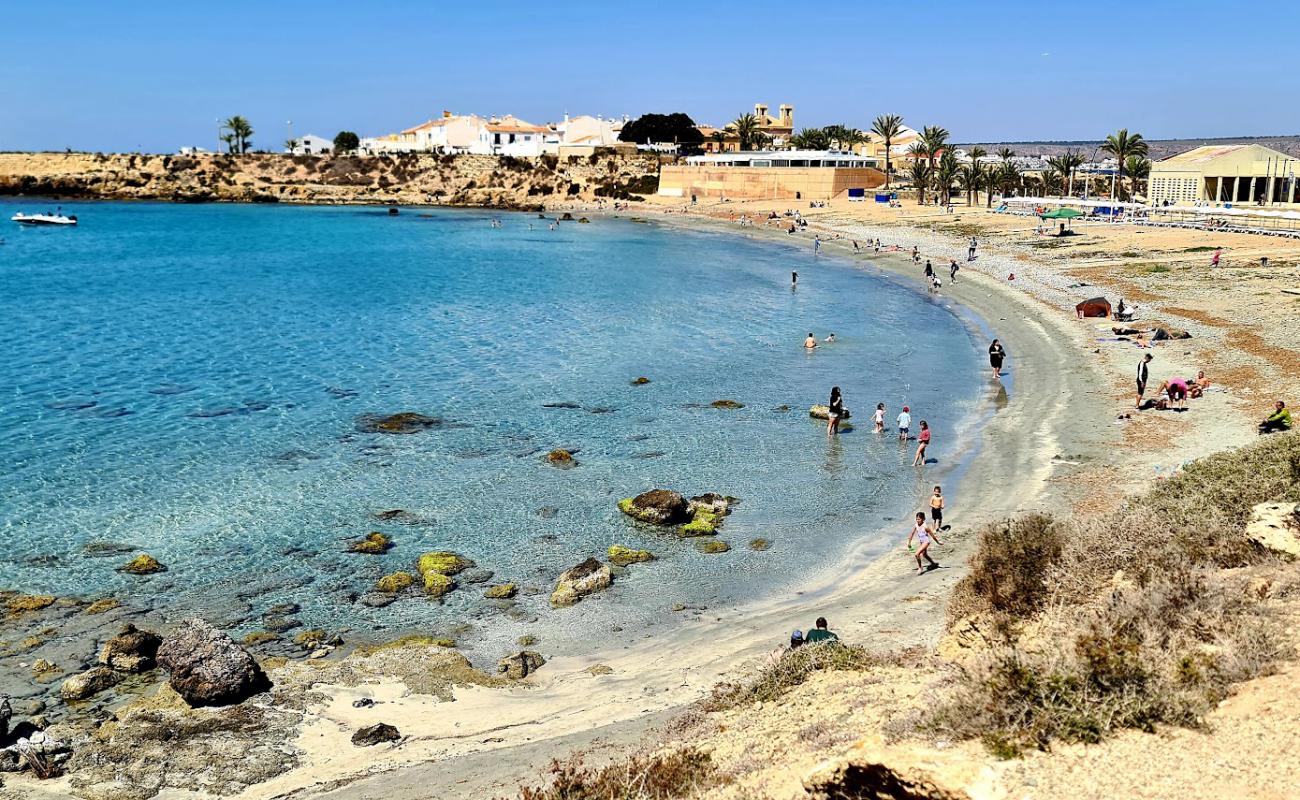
[12,212,78,226]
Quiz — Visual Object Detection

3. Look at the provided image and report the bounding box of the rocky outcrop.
[550,558,613,607]
[803,737,1001,800]
[355,412,442,434]
[416,551,473,598]
[1245,502,1300,557]
[375,571,415,593]
[120,554,166,575]
[60,667,123,702]
[497,651,546,679]
[348,532,393,554]
[710,399,745,409]
[351,723,401,747]
[697,540,731,554]
[98,624,162,673]
[156,619,272,707]
[618,489,692,525]
[608,545,655,566]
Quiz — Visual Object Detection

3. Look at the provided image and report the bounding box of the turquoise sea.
[0,201,985,652]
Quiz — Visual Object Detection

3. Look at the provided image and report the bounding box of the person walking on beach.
[949,260,959,283]
[907,512,942,574]
[913,420,931,466]
[873,402,886,433]
[968,237,978,261]
[930,485,946,530]
[924,259,934,280]
[1136,353,1153,409]
[988,339,1006,378]
[813,235,822,255]
[912,246,920,264]
[897,406,911,441]
[826,386,844,436]
[1211,248,1222,268]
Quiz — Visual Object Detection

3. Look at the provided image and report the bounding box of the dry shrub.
[517,749,717,800]
[701,643,882,712]
[927,432,1300,757]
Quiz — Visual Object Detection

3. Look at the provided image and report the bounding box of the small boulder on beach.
[60,666,124,701]
[498,651,546,679]
[120,554,166,575]
[98,624,162,673]
[550,558,613,607]
[157,618,272,707]
[352,723,401,747]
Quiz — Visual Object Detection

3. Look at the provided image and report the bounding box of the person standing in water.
[813,235,822,254]
[873,402,886,433]
[949,259,959,283]
[988,339,1006,378]
[792,270,798,286]
[827,386,844,436]
[913,420,931,466]
[924,259,934,280]
[804,333,818,350]
[896,406,911,441]
[907,512,942,574]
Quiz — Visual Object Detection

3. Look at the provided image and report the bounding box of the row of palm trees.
[221,116,255,154]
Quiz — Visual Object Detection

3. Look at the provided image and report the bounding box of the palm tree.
[1048,150,1084,197]
[1101,129,1149,201]
[996,146,1016,163]
[871,114,904,188]
[934,150,960,206]
[709,130,727,152]
[996,161,1022,201]
[920,125,950,169]
[966,147,988,205]
[223,116,254,154]
[959,164,982,208]
[1124,155,1151,201]
[790,128,830,150]
[731,114,761,151]
[909,159,932,206]
[284,138,299,153]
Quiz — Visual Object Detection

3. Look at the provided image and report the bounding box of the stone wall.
[658,165,886,201]
[0,151,666,209]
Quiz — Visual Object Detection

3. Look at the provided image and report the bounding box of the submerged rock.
[546,448,577,468]
[618,489,691,525]
[352,723,401,747]
[697,540,731,554]
[348,532,393,554]
[423,573,455,598]
[607,545,655,566]
[355,412,442,434]
[550,558,613,607]
[98,624,162,673]
[484,583,517,599]
[809,404,851,420]
[631,376,651,386]
[497,651,546,679]
[375,572,415,593]
[60,666,123,702]
[417,551,474,576]
[84,598,121,615]
[156,619,272,707]
[373,509,433,525]
[710,399,744,409]
[681,509,721,536]
[749,537,773,551]
[120,554,166,575]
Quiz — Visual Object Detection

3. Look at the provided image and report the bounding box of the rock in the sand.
[550,558,613,607]
[607,545,655,566]
[803,736,994,800]
[355,412,443,434]
[348,532,393,554]
[120,553,166,575]
[809,404,851,420]
[617,489,691,525]
[60,666,123,702]
[484,583,517,599]
[710,399,744,409]
[156,619,271,707]
[98,624,162,673]
[1246,502,1300,557]
[497,651,546,679]
[352,723,401,747]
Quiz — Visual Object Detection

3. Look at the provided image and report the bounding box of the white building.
[482,115,549,157]
[288,134,333,155]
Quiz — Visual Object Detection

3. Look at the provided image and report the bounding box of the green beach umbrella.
[1040,207,1084,219]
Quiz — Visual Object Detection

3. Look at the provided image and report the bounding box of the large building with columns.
[1148,144,1299,207]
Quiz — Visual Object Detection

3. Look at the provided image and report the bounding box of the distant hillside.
[957,135,1300,160]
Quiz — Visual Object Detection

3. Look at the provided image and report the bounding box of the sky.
[3,0,1299,153]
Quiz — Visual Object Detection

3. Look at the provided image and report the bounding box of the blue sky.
[3,1,1298,152]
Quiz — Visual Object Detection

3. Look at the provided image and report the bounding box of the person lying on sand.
[1259,401,1292,435]
[907,512,942,574]
[804,617,839,644]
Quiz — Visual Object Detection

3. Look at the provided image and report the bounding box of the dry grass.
[922,432,1300,757]
[516,749,719,800]
[700,643,885,713]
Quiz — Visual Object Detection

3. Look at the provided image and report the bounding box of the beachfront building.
[481,115,550,156]
[659,150,884,200]
[1149,144,1300,207]
[698,103,795,153]
[287,134,333,155]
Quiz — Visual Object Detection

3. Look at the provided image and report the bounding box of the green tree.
[908,142,931,204]
[996,160,1022,201]
[222,116,254,154]
[920,125,950,169]
[1101,129,1149,201]
[1048,149,1084,196]
[1124,155,1151,200]
[618,113,705,151]
[822,124,864,152]
[959,164,983,208]
[966,147,988,205]
[997,146,1016,163]
[710,130,727,151]
[871,114,904,188]
[731,113,763,151]
[284,138,299,152]
[333,131,360,154]
[934,150,960,206]
[790,128,830,150]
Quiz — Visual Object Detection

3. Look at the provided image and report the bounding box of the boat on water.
[12,212,78,226]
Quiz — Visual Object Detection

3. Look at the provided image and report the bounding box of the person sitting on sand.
[804,333,818,350]
[907,512,942,574]
[913,420,931,465]
[804,617,839,644]
[768,629,806,665]
[1259,401,1292,434]
[1189,370,1211,398]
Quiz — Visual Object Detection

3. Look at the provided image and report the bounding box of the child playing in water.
[873,403,886,433]
[897,406,911,440]
[913,420,931,465]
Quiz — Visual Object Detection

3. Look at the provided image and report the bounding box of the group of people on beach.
[822,387,934,468]
[1133,353,1214,411]
[770,617,840,664]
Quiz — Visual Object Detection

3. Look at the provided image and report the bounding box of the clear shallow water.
[0,201,983,648]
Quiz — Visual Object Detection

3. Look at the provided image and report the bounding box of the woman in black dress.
[827,386,844,436]
[988,339,1006,378]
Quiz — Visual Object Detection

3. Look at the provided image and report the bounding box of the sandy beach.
[7,196,1291,800]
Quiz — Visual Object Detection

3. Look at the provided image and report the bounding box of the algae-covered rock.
[749,537,773,551]
[631,376,651,385]
[293,629,327,647]
[242,631,280,647]
[424,572,455,597]
[550,558,613,607]
[608,545,655,566]
[710,399,745,409]
[375,571,415,593]
[697,540,731,554]
[417,551,474,576]
[618,489,691,525]
[121,554,166,575]
[498,651,546,679]
[689,493,737,517]
[85,598,121,614]
[348,532,393,554]
[546,448,577,468]
[484,583,517,599]
[60,666,123,701]
[6,594,57,614]
[681,509,720,536]
[355,412,442,434]
[809,404,851,420]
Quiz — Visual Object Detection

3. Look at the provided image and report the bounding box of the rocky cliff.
[0,151,665,209]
